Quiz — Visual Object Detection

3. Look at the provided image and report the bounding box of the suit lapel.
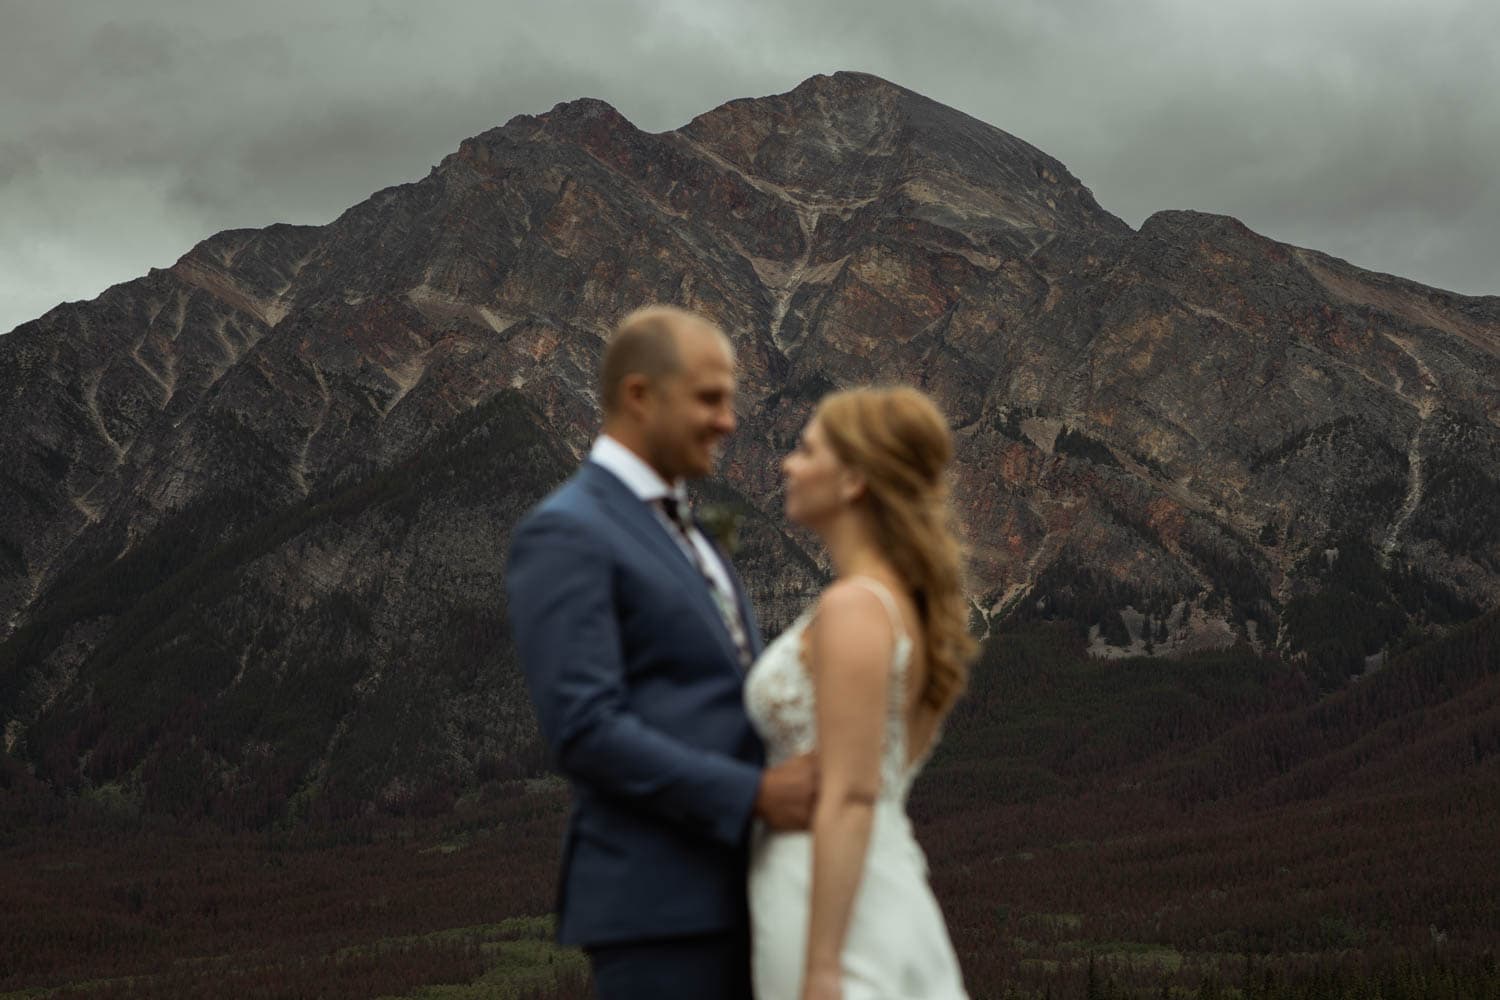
[581,463,748,671]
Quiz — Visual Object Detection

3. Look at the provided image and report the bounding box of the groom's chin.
[695,445,726,476]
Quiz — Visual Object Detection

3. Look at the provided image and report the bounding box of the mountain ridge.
[2,70,1496,810]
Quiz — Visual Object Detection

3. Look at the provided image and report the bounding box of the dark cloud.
[0,143,39,187]
[89,20,181,80]
[2,0,1495,333]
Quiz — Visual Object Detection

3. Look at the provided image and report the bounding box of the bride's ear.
[839,468,868,505]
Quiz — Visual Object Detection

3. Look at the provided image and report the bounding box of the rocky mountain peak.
[533,96,638,141]
[1,73,1496,816]
[679,72,1125,238]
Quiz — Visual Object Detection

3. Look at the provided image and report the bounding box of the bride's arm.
[803,582,894,998]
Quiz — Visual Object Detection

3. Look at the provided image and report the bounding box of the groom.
[506,305,817,998]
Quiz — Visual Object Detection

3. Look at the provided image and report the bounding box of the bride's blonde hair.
[814,386,976,714]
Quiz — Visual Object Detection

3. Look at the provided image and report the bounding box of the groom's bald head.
[598,305,737,481]
[599,305,730,415]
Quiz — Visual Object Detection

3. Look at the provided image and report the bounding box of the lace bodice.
[744,577,937,805]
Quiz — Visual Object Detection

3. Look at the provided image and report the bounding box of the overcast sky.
[2,0,1497,334]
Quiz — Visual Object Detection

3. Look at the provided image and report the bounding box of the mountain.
[2,71,1497,815]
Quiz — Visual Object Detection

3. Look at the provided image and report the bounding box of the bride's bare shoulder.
[806,581,896,663]
[812,577,890,618]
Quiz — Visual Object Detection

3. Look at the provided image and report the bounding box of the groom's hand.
[754,752,819,830]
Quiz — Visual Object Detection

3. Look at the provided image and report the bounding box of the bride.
[745,386,977,1000]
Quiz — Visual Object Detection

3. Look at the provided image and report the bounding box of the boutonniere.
[696,503,745,558]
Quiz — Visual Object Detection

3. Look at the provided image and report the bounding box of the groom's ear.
[618,373,653,419]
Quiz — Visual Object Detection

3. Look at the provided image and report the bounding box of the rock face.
[2,72,1497,813]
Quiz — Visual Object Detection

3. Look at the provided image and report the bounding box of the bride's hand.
[802,968,841,1000]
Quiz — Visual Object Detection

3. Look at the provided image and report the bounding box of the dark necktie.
[657,495,752,669]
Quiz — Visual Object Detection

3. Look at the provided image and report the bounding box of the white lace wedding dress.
[744,577,968,999]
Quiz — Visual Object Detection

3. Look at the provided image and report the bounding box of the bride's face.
[782,417,858,528]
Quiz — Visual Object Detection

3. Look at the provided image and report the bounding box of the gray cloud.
[2,0,1496,334]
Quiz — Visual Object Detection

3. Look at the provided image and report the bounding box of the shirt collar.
[589,434,688,505]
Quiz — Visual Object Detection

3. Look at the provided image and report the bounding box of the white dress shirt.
[588,435,738,604]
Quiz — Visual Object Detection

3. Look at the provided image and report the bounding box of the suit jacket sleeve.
[506,510,762,848]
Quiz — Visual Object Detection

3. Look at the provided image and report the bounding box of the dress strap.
[844,576,909,646]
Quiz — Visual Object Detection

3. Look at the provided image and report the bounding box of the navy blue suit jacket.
[506,461,767,947]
